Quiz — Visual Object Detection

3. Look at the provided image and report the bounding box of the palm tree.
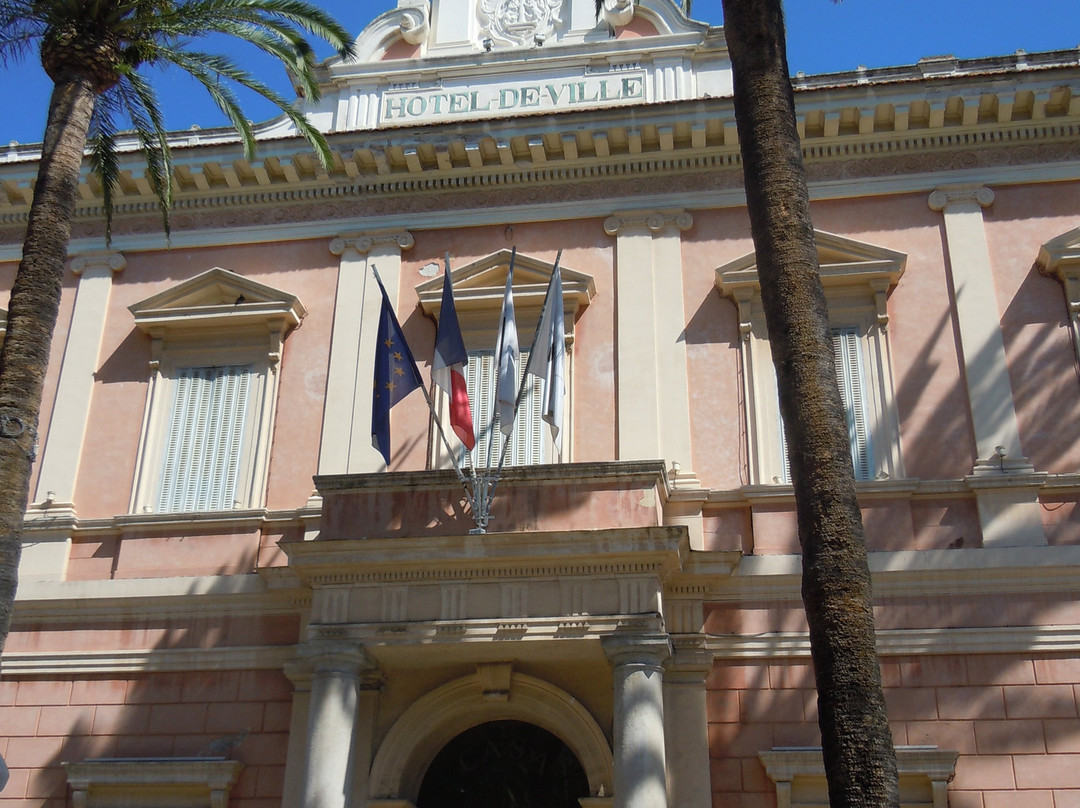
[0,0,355,657]
[719,0,899,805]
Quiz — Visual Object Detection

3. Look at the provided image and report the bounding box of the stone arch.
[369,671,613,802]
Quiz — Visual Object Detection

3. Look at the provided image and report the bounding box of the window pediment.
[64,757,244,808]
[129,267,307,343]
[1039,226,1080,363]
[715,231,906,330]
[416,250,595,325]
[1039,225,1080,303]
[758,746,957,808]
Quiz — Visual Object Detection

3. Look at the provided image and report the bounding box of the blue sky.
[2,0,1078,145]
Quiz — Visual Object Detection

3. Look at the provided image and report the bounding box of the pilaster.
[929,186,1046,546]
[23,251,125,580]
[319,230,414,480]
[282,660,314,808]
[603,634,672,808]
[604,211,700,489]
[662,640,712,808]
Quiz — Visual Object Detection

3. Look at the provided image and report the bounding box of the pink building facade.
[1,0,1080,805]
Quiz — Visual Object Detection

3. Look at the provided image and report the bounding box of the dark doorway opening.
[416,720,590,808]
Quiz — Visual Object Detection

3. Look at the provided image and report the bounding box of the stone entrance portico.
[280,462,726,808]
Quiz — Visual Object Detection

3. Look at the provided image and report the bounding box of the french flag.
[432,264,476,450]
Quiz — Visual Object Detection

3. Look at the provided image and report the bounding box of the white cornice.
[1,61,1077,250]
[706,624,1080,659]
[311,613,666,646]
[3,644,295,675]
[718,545,1080,603]
[12,573,309,622]
[1,135,1078,262]
[704,472,1080,508]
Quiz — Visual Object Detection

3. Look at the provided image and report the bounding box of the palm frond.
[160,48,258,158]
[0,11,42,67]
[3,0,354,235]
[114,67,173,238]
[148,0,353,59]
[161,44,334,168]
[207,21,321,99]
[180,0,354,58]
[87,93,122,243]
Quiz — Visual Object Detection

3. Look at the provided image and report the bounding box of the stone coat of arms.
[478,0,563,46]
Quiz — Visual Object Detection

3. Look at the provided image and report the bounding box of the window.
[416,250,595,469]
[465,349,546,467]
[776,327,874,482]
[65,758,244,808]
[128,268,306,513]
[758,746,957,808]
[157,364,256,511]
[1039,225,1080,364]
[716,231,906,485]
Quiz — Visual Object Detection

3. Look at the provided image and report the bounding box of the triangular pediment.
[130,267,306,339]
[1039,226,1080,272]
[1039,226,1080,306]
[417,250,595,319]
[715,231,906,298]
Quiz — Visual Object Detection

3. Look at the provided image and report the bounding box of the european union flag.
[372,273,423,465]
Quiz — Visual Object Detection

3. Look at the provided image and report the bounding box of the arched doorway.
[416,720,590,808]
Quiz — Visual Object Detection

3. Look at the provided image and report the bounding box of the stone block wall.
[707,652,1080,808]
[0,670,293,807]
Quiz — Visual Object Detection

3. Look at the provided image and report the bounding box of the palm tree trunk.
[718,1,899,806]
[0,75,96,659]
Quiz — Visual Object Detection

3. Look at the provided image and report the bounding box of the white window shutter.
[157,365,252,512]
[468,351,496,466]
[775,328,875,483]
[832,328,874,481]
[466,350,544,469]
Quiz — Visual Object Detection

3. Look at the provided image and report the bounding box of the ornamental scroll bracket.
[329,230,415,256]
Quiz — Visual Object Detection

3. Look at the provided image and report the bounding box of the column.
[22,251,125,579]
[604,211,699,489]
[300,642,374,808]
[929,186,1046,546]
[319,230,414,478]
[662,643,712,808]
[603,635,672,808]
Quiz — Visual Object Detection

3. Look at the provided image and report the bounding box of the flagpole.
[488,250,563,503]
[485,246,517,472]
[371,265,482,520]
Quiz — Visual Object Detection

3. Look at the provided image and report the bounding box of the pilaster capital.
[299,640,378,680]
[603,210,693,237]
[70,251,126,276]
[602,633,672,669]
[283,657,314,691]
[928,185,994,212]
[665,635,712,682]
[329,230,414,256]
